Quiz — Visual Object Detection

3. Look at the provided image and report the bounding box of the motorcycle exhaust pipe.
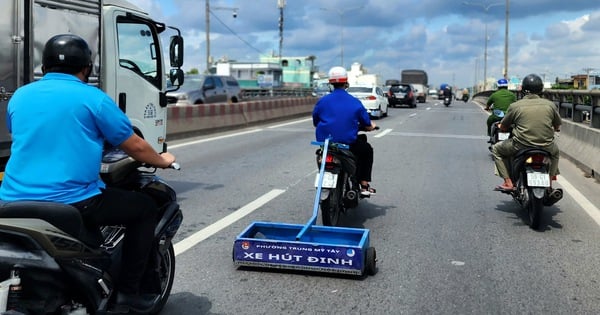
[346,190,357,201]
[544,188,563,206]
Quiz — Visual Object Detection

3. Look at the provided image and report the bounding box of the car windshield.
[347,87,372,93]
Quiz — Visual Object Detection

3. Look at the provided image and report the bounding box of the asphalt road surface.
[157,99,600,314]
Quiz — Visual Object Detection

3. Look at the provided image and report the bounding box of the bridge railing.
[474,89,600,128]
[241,87,314,99]
[542,89,600,128]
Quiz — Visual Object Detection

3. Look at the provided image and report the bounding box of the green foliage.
[187,68,199,75]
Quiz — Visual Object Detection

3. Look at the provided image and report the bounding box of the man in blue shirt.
[312,66,377,195]
[0,34,175,312]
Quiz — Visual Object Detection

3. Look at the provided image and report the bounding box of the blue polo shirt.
[312,88,371,144]
[0,73,133,203]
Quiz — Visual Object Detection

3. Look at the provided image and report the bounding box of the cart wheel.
[365,247,377,276]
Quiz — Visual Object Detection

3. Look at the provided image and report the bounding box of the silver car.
[167,75,242,105]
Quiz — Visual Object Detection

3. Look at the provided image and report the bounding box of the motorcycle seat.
[0,201,103,247]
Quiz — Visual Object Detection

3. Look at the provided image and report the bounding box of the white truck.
[351,74,384,88]
[0,0,185,175]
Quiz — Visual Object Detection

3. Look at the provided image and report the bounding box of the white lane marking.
[427,107,432,110]
[409,113,417,117]
[374,128,392,138]
[268,117,312,128]
[557,177,600,226]
[173,189,286,256]
[169,129,263,149]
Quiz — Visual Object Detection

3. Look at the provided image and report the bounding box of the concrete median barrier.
[556,120,600,178]
[166,97,316,138]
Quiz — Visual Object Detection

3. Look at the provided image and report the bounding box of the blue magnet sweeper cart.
[232,138,377,276]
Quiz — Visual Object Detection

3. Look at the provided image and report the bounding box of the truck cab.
[0,0,184,169]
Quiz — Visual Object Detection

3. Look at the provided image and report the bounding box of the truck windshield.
[116,20,161,88]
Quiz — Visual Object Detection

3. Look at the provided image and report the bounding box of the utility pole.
[278,0,285,62]
[205,0,238,73]
[463,1,503,91]
[320,5,364,68]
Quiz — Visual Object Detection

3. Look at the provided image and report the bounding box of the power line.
[209,10,263,55]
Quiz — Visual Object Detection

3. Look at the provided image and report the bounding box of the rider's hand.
[159,152,176,168]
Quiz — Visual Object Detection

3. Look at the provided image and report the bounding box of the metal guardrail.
[542,89,600,128]
[474,89,600,128]
[241,87,313,99]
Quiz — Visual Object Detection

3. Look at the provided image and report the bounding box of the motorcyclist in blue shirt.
[312,66,377,196]
[0,34,175,313]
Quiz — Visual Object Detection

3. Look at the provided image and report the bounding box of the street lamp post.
[320,5,363,68]
[205,0,238,73]
[463,1,503,91]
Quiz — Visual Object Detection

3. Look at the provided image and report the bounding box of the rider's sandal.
[361,184,376,196]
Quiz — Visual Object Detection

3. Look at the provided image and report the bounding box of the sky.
[127,0,600,89]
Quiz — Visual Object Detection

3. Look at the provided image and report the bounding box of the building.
[214,54,318,89]
[260,55,318,88]
[215,62,283,88]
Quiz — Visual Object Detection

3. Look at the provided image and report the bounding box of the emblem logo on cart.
[241,241,250,250]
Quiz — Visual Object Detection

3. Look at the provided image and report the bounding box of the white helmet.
[328,66,348,84]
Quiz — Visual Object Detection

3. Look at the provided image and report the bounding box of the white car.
[347,85,389,119]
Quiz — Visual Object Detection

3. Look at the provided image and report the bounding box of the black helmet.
[521,74,543,94]
[42,34,92,70]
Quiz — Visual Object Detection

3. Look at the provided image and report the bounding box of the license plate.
[315,172,337,188]
[527,172,550,187]
[498,132,510,141]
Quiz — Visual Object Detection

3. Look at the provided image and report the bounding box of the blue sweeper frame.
[232,138,377,276]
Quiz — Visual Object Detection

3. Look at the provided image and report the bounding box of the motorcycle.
[443,96,451,107]
[488,109,510,151]
[499,148,563,230]
[313,127,378,226]
[462,94,469,102]
[0,145,182,314]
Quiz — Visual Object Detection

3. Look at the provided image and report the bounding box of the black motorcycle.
[443,96,452,107]
[0,146,182,314]
[499,148,563,229]
[313,128,378,226]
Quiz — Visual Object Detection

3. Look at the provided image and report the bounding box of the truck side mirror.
[169,69,184,87]
[169,35,184,68]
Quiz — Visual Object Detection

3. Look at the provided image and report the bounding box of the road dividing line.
[174,189,286,256]
[374,128,392,138]
[557,177,600,226]
[169,128,263,149]
[268,117,312,129]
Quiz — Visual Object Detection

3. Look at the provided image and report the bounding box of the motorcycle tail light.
[526,154,550,168]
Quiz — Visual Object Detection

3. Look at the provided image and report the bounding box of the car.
[347,85,389,119]
[166,74,242,105]
[428,89,438,98]
[411,83,428,103]
[386,83,417,108]
[312,82,331,98]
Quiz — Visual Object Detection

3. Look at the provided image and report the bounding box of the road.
[157,99,600,314]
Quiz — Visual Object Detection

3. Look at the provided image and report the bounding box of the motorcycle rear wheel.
[320,177,344,226]
[527,188,544,230]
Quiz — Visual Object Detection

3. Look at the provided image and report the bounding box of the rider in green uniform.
[485,78,516,141]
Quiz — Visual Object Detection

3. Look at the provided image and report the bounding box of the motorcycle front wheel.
[146,243,176,314]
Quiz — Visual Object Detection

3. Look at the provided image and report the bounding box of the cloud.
[127,0,600,87]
